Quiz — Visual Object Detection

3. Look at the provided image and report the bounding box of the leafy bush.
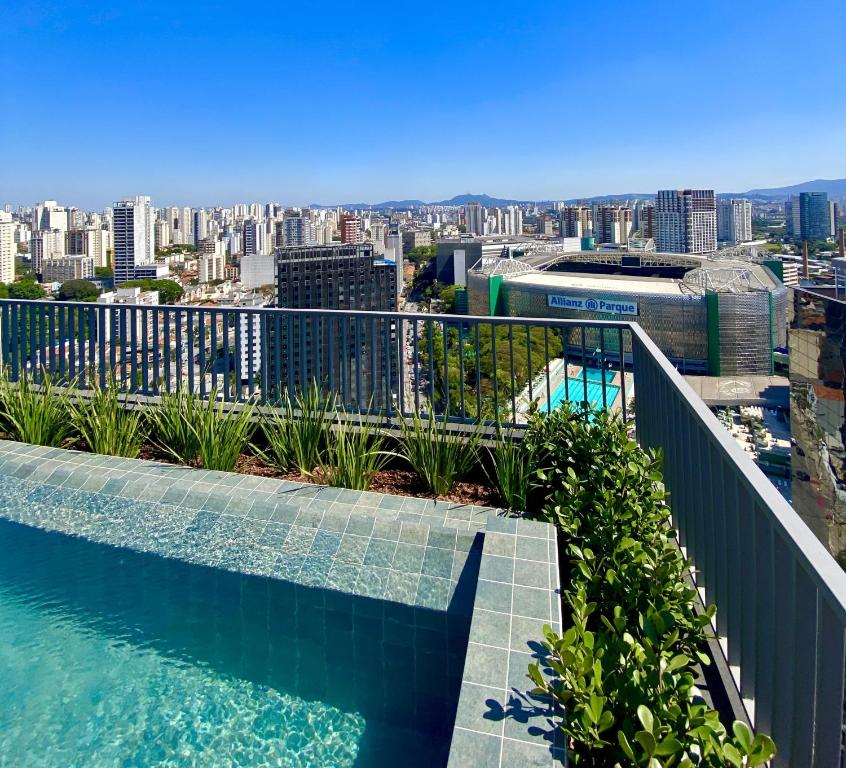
[147,388,202,464]
[484,427,534,512]
[0,369,76,447]
[256,381,333,476]
[525,404,776,767]
[398,410,479,495]
[319,410,393,490]
[70,378,146,458]
[191,394,256,472]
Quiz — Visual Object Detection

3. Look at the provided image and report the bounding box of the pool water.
[0,518,470,767]
[545,367,621,412]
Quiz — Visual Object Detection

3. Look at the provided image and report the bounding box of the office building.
[717,198,753,244]
[42,255,95,283]
[464,203,485,236]
[560,206,593,239]
[193,209,208,246]
[633,201,655,238]
[0,212,16,284]
[799,192,831,241]
[273,243,398,403]
[655,189,717,253]
[112,196,154,284]
[340,214,362,244]
[785,197,801,238]
[31,228,65,274]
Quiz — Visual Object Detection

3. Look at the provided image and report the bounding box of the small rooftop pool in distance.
[544,367,620,412]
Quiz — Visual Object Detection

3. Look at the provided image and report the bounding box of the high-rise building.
[633,201,655,238]
[464,203,485,236]
[193,209,208,246]
[273,243,398,402]
[655,189,717,253]
[559,206,593,239]
[799,192,831,241]
[340,214,362,244]
[0,212,16,284]
[112,195,154,284]
[594,206,632,245]
[283,215,314,247]
[502,205,523,237]
[31,228,65,274]
[243,218,259,256]
[717,198,753,244]
[32,201,68,233]
[785,197,801,238]
[66,226,109,268]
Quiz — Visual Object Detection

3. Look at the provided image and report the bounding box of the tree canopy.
[120,278,184,304]
[58,279,99,302]
[8,280,46,300]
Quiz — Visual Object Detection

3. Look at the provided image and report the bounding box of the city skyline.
[2,0,844,209]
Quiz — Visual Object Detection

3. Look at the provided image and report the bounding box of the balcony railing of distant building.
[0,297,843,767]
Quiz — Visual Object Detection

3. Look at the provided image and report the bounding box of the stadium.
[466,243,788,376]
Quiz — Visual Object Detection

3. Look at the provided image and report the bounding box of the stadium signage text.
[547,294,639,316]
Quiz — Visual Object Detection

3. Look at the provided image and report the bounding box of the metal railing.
[0,297,844,765]
[0,299,633,425]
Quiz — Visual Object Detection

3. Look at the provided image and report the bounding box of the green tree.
[9,280,46,300]
[0,283,8,299]
[58,279,99,302]
[95,266,114,278]
[120,278,184,304]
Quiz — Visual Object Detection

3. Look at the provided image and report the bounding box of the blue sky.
[1,0,844,209]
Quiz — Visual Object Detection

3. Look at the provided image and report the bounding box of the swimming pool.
[0,517,471,767]
[544,367,620,412]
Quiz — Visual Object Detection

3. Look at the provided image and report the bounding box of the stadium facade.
[467,250,787,376]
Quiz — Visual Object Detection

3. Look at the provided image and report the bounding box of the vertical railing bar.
[526,325,533,405]
[599,327,607,410]
[163,309,171,393]
[186,309,194,396]
[198,310,206,398]
[247,311,255,397]
[233,310,242,401]
[543,326,551,411]
[412,319,420,414]
[580,325,588,405]
[152,309,160,394]
[57,305,66,380]
[458,321,466,419]
[426,319,434,413]
[260,312,269,404]
[141,307,149,394]
[508,323,516,424]
[99,306,108,389]
[442,318,450,417]
[491,320,499,422]
[619,327,627,422]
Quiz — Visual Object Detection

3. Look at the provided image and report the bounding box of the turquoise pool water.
[0,518,469,767]
[545,367,620,412]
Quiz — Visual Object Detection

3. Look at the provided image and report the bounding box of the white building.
[193,209,208,246]
[717,198,753,244]
[32,201,68,233]
[97,286,160,346]
[239,253,275,289]
[283,216,314,247]
[66,226,109,268]
[31,228,65,273]
[113,195,154,284]
[198,253,225,283]
[655,189,717,254]
[0,212,16,284]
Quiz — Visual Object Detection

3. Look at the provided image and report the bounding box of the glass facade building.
[788,286,846,564]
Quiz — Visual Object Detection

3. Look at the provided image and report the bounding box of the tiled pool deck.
[0,440,563,766]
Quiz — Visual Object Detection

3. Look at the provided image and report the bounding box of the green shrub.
[398,410,479,496]
[525,405,776,767]
[147,388,202,464]
[70,378,145,458]
[257,381,333,476]
[484,427,534,512]
[191,394,256,472]
[319,410,393,490]
[0,369,76,447]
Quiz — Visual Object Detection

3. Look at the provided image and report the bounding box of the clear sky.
[2,0,844,209]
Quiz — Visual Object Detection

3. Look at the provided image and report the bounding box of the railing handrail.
[0,298,634,330]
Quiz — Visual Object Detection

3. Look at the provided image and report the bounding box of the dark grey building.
[272,243,398,408]
[788,286,846,564]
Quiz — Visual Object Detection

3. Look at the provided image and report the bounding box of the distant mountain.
[732,178,846,199]
[434,193,523,206]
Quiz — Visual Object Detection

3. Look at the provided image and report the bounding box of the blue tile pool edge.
[0,439,564,766]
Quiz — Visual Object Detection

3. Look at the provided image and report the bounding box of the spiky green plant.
[398,410,480,496]
[147,388,202,464]
[0,369,76,447]
[483,427,534,512]
[319,410,394,490]
[191,393,256,472]
[69,377,146,458]
[257,381,333,476]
